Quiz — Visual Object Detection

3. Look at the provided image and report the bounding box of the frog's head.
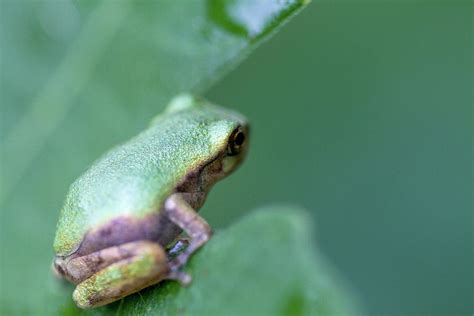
[165,94,249,192]
[199,115,249,192]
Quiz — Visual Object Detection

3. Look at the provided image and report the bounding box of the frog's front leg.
[58,241,188,308]
[164,193,212,271]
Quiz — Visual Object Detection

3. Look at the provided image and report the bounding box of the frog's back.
[54,97,245,255]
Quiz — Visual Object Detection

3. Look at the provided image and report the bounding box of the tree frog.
[52,95,249,308]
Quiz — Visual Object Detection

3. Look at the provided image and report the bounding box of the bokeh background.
[1,0,471,315]
[206,1,472,314]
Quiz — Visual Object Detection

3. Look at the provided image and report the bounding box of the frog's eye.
[228,127,246,156]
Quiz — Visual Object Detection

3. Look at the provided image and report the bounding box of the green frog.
[53,95,249,308]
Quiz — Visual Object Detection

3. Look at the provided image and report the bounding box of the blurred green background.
[1,0,471,315]
[206,1,472,314]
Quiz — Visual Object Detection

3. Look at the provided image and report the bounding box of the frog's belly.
[69,210,182,258]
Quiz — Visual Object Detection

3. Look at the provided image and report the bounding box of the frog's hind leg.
[164,193,212,271]
[64,241,188,308]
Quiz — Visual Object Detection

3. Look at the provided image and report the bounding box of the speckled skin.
[53,95,248,257]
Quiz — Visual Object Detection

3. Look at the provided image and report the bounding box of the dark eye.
[228,127,246,156]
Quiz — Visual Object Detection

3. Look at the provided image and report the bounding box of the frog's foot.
[55,240,182,309]
[167,238,190,259]
[164,193,212,270]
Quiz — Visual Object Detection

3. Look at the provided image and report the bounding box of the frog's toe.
[168,270,192,286]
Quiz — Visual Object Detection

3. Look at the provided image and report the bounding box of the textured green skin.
[54,95,247,256]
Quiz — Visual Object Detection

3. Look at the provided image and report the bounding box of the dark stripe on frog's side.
[67,211,182,259]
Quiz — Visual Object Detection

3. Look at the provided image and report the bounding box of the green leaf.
[0,1,309,315]
[48,207,359,316]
